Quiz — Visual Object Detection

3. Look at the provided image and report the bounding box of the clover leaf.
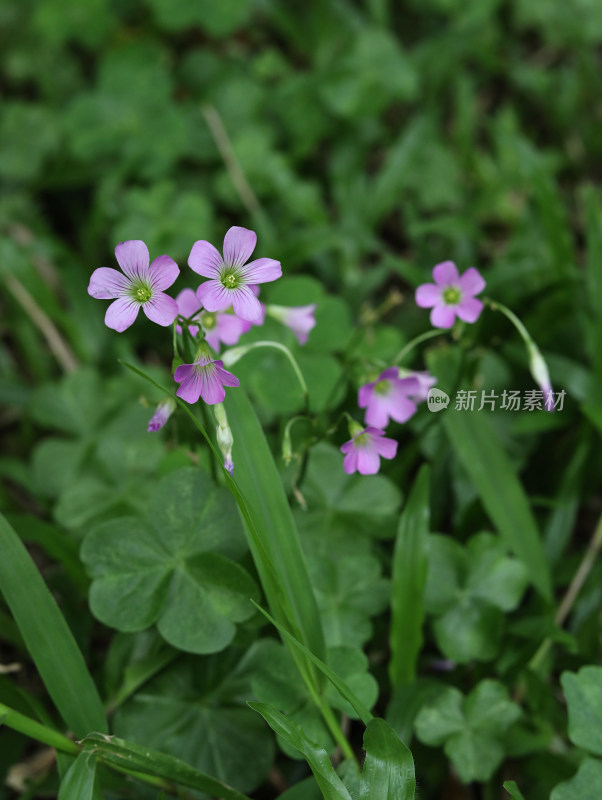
[81,468,258,654]
[114,650,274,798]
[415,680,521,783]
[561,666,602,756]
[299,443,402,539]
[424,532,528,662]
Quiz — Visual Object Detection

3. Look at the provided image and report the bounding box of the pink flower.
[88,240,179,332]
[147,398,176,432]
[358,368,422,428]
[174,353,239,405]
[175,289,251,353]
[188,227,281,323]
[399,370,437,402]
[267,304,317,345]
[340,426,398,475]
[415,261,485,329]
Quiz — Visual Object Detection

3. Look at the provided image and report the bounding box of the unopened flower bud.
[214,403,234,473]
[147,398,176,432]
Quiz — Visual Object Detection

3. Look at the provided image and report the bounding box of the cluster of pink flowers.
[341,368,436,477]
[91,242,496,477]
[342,261,487,476]
[88,226,317,416]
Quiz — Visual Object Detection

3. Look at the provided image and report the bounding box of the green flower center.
[220,268,240,290]
[374,379,390,396]
[202,311,217,330]
[442,287,461,305]
[354,433,369,447]
[130,281,153,304]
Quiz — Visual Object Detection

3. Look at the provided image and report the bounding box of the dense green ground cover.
[2,1,602,798]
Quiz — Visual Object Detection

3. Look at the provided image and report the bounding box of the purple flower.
[415,261,485,329]
[189,226,281,323]
[340,426,398,475]
[358,368,422,428]
[147,398,176,432]
[174,353,239,405]
[399,370,437,402]
[88,240,179,332]
[175,288,251,353]
[267,304,317,345]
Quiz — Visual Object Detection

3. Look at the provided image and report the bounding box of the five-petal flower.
[174,354,239,405]
[88,240,179,332]
[415,261,485,329]
[340,426,398,475]
[189,226,281,323]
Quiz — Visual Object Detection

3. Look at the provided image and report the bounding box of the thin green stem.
[393,329,444,365]
[529,513,602,675]
[223,341,308,399]
[0,702,79,755]
[484,297,533,345]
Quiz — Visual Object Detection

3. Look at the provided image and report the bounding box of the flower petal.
[148,255,179,291]
[371,434,398,460]
[104,297,140,332]
[415,283,441,308]
[174,363,194,383]
[197,280,233,312]
[385,393,417,424]
[343,448,359,474]
[430,304,456,329]
[143,293,178,326]
[115,240,150,281]
[214,313,252,346]
[364,400,389,429]
[176,288,201,317]
[223,226,257,268]
[199,366,226,405]
[215,363,240,388]
[455,297,483,324]
[176,375,202,404]
[358,382,375,409]
[356,448,381,475]
[432,261,459,286]
[188,240,223,278]
[457,267,486,296]
[230,286,263,323]
[240,257,282,284]
[88,267,129,299]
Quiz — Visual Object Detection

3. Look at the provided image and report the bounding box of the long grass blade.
[0,513,107,737]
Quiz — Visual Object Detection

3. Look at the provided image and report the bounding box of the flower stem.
[528,513,602,675]
[222,341,308,400]
[393,329,444,365]
[484,297,533,346]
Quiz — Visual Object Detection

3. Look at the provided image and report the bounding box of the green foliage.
[415,680,522,782]
[114,653,274,796]
[424,532,528,662]
[2,0,602,798]
[81,468,258,653]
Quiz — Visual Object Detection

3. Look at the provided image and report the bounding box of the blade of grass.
[58,752,97,800]
[224,388,326,662]
[252,601,373,727]
[79,733,253,800]
[249,703,352,800]
[389,466,430,688]
[360,718,416,800]
[0,512,107,737]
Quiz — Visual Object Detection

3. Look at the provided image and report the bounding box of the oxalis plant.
[1,224,600,800]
